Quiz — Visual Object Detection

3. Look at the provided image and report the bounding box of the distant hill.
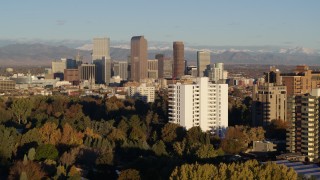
[0,43,319,66]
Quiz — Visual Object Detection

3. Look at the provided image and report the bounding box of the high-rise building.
[113,61,128,80]
[148,59,158,79]
[280,65,318,96]
[92,37,111,84]
[168,77,228,136]
[163,58,173,79]
[252,83,287,126]
[79,64,95,82]
[173,41,184,79]
[208,63,227,83]
[287,89,320,162]
[197,51,210,77]
[62,58,78,69]
[156,54,164,78]
[252,67,287,126]
[131,36,148,82]
[52,60,66,74]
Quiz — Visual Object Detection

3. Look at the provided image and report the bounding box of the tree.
[60,123,84,145]
[68,165,81,177]
[35,144,58,161]
[10,98,33,124]
[0,125,20,162]
[27,148,36,161]
[161,123,185,143]
[195,144,218,159]
[152,140,167,156]
[107,128,126,142]
[0,107,12,124]
[59,147,80,167]
[221,126,248,154]
[9,160,46,180]
[129,127,146,142]
[186,126,209,145]
[170,163,218,180]
[170,160,297,180]
[118,169,141,180]
[20,128,42,147]
[39,122,61,145]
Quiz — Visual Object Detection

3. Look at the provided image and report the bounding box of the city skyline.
[0,1,319,48]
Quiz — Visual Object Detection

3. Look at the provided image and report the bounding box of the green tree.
[152,140,167,156]
[10,98,33,124]
[170,163,218,180]
[20,128,42,147]
[129,127,146,142]
[161,123,185,143]
[195,144,218,159]
[35,144,58,161]
[0,125,20,162]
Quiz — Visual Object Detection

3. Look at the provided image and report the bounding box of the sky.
[0,0,319,48]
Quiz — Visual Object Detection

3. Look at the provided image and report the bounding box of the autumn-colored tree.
[8,160,46,180]
[84,127,101,139]
[221,126,248,154]
[107,128,126,142]
[68,165,81,177]
[39,122,61,145]
[61,123,84,145]
[60,147,80,167]
[118,169,141,180]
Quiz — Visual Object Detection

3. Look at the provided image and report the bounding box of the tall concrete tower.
[173,41,184,79]
[131,36,148,82]
[92,37,111,84]
[197,51,210,77]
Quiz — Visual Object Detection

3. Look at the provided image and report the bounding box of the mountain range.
[0,39,319,66]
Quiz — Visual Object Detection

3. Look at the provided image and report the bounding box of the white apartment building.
[127,83,155,103]
[168,77,228,136]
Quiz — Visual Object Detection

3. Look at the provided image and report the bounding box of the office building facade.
[92,37,111,84]
[113,61,128,80]
[79,64,95,82]
[131,36,148,82]
[197,51,210,77]
[156,54,164,78]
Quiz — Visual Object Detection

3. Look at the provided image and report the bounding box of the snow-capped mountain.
[279,47,318,55]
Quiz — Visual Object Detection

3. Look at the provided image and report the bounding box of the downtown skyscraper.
[131,36,148,82]
[173,41,184,79]
[92,37,111,84]
[197,51,210,77]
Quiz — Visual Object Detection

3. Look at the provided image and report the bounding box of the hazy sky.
[0,0,319,48]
